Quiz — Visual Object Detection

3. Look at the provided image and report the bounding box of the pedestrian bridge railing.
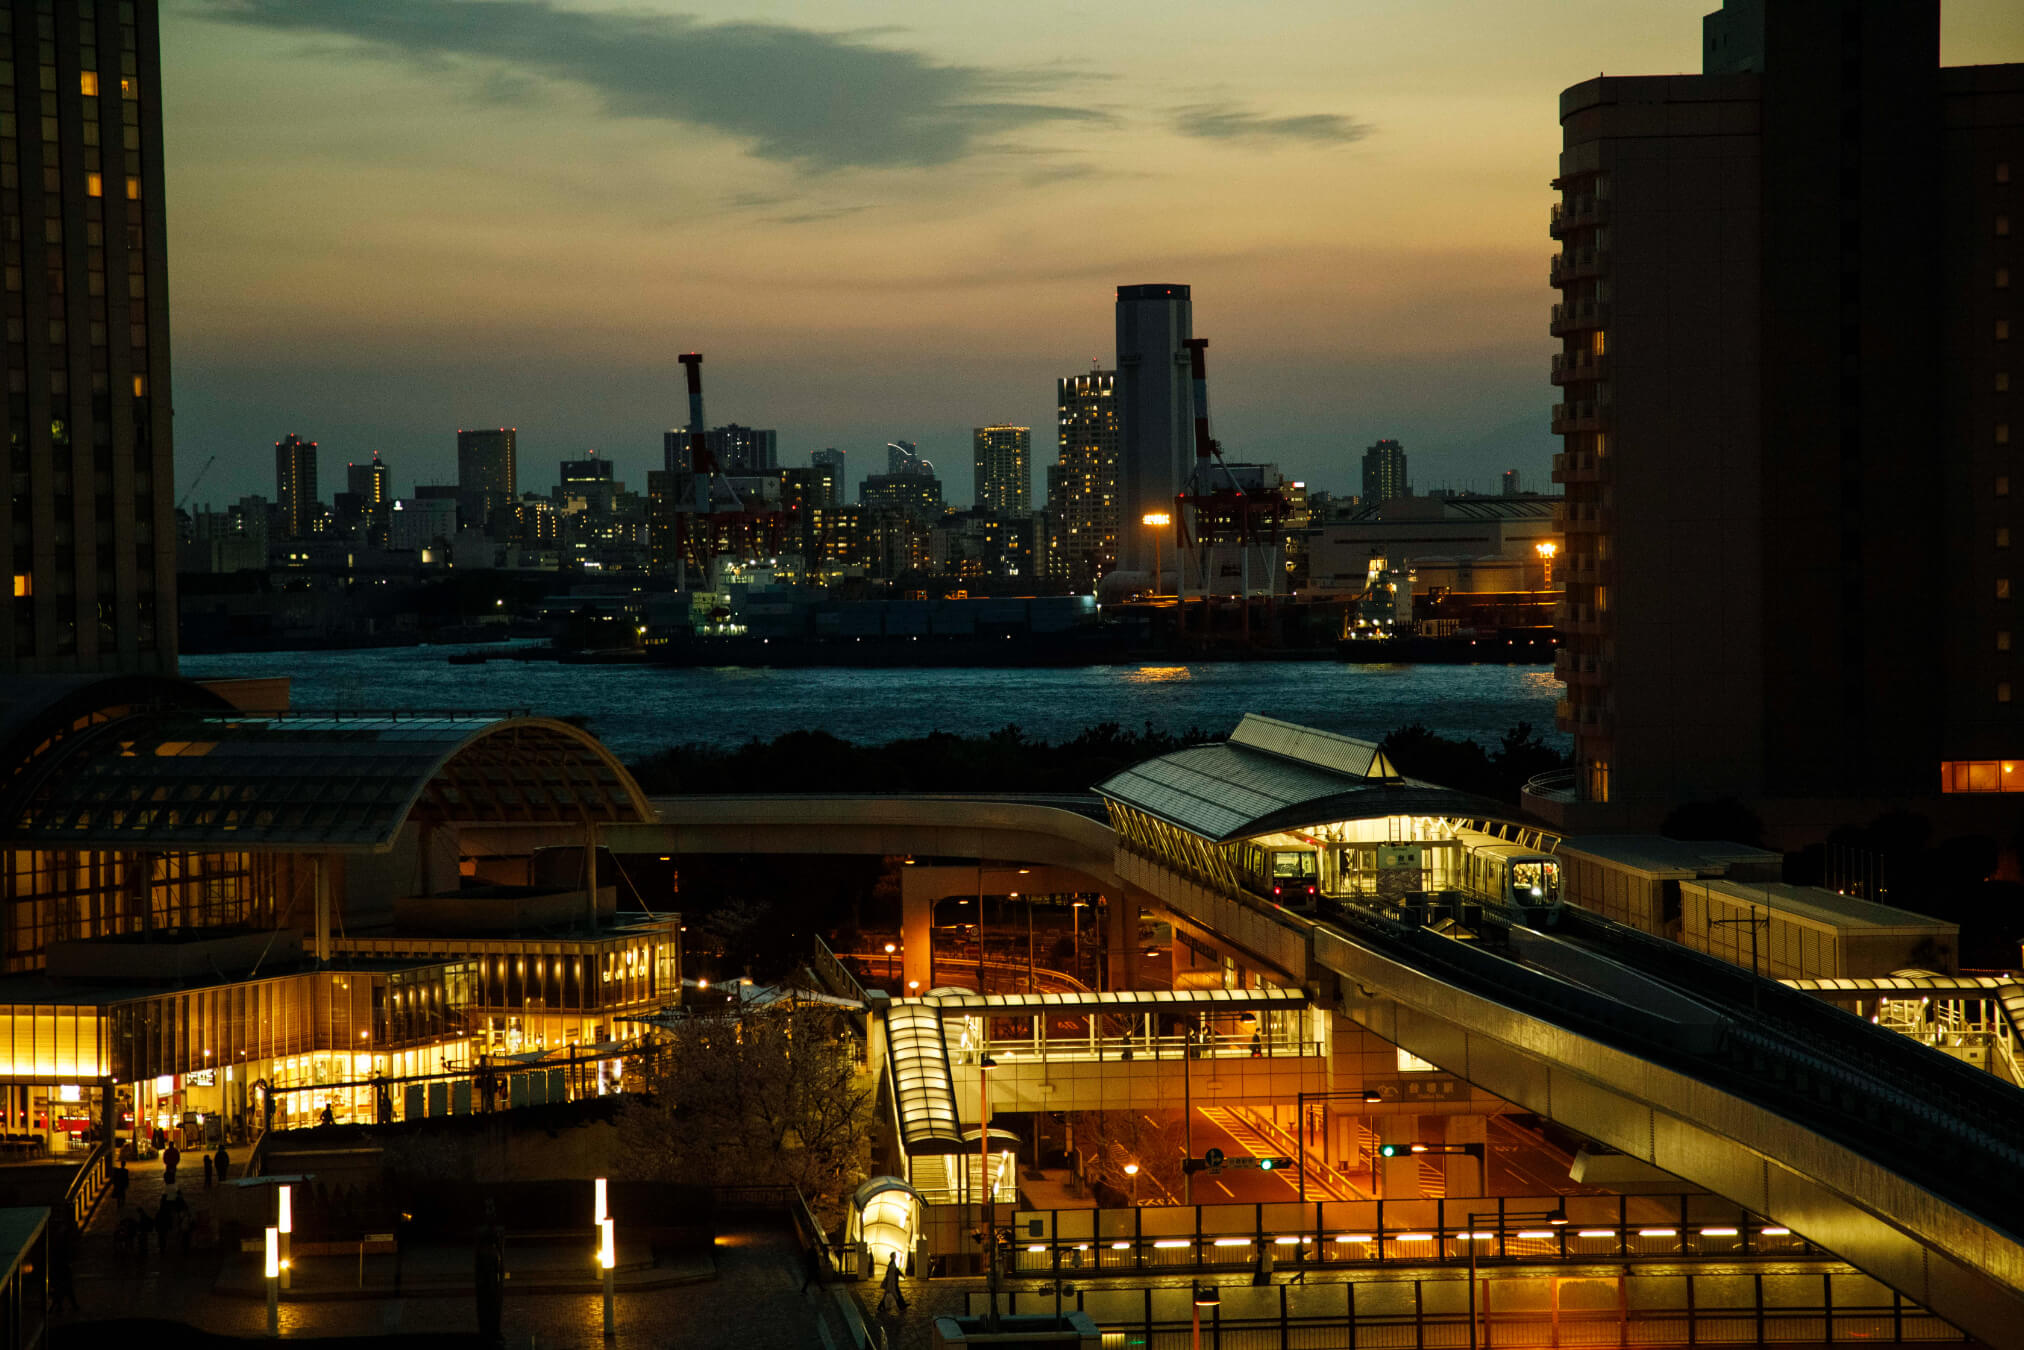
[920,1194,1830,1270]
[967,1270,1965,1346]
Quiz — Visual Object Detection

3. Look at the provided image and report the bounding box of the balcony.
[1550,398,1613,436]
[1550,451,1609,485]
[1554,649,1608,686]
[1549,299,1610,337]
[1550,351,1610,387]
[1550,246,1610,287]
[1553,193,1611,235]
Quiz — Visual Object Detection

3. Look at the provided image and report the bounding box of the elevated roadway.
[615,790,2024,1344]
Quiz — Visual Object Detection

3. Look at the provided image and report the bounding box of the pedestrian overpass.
[606,717,2024,1346]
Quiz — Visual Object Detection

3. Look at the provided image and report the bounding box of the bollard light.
[599,1216,616,1270]
[277,1184,292,1234]
[595,1176,608,1224]
[265,1226,280,1279]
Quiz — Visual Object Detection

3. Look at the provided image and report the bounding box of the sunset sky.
[164,0,2024,508]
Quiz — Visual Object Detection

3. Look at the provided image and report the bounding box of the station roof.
[1556,833,1780,879]
[0,705,652,853]
[1094,713,1518,842]
[1688,879,1958,935]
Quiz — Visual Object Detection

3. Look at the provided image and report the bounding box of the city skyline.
[160,1,2024,507]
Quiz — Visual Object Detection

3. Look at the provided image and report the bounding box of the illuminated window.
[123,176,138,200]
[119,77,137,100]
[2000,579,2013,599]
[130,374,143,397]
[10,574,27,597]
[78,71,96,97]
[1942,760,2021,792]
[1591,331,1606,356]
[84,173,100,198]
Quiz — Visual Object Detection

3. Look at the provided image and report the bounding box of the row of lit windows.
[1940,760,2024,793]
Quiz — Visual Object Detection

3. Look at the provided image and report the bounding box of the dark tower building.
[273,433,318,541]
[1048,369,1121,589]
[1114,284,1193,579]
[1539,0,2024,828]
[1361,438,1410,507]
[456,427,516,534]
[1,0,176,673]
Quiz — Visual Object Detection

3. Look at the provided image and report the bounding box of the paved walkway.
[60,1202,835,1350]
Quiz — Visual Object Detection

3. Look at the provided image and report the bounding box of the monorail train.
[1239,836,1563,929]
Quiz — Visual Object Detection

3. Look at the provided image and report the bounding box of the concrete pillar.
[1441,1115,1488,1199]
[901,888,931,993]
[1379,1115,1423,1200]
[314,854,332,966]
[1105,892,1135,991]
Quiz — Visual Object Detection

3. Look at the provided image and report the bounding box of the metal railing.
[62,1141,109,1230]
[970,1276,1962,1347]
[948,1195,1822,1274]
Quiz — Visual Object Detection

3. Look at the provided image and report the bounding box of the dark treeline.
[626,720,1568,802]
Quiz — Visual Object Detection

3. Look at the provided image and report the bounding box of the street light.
[884,942,897,986]
[1464,1204,1565,1350]
[1124,1161,1140,1207]
[1535,539,1557,588]
[1143,512,1171,597]
[1192,1283,1220,1350]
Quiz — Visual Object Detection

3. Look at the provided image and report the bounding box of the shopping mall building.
[0,673,680,1157]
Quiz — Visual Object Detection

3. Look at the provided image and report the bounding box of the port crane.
[176,453,217,511]
[1173,338,1287,643]
[668,353,795,588]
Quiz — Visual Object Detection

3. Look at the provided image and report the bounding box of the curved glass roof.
[886,999,964,1155]
[1096,714,1517,843]
[1,711,652,852]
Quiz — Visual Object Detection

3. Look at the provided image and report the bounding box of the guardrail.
[970,1274,1962,1347]
[61,1141,108,1230]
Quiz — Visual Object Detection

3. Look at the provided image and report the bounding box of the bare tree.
[618,1003,873,1223]
[1068,1109,1189,1206]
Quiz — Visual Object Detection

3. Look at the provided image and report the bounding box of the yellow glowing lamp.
[277,1184,292,1235]
[264,1226,280,1279]
[1143,512,1171,528]
[598,1217,616,1270]
[595,1177,608,1224]
[1536,541,1557,559]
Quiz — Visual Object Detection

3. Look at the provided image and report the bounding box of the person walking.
[214,1143,231,1183]
[162,1140,180,1186]
[202,1153,214,1187]
[110,1162,129,1211]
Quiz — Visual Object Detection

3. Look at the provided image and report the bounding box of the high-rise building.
[1501,470,1521,498]
[456,428,517,534]
[886,441,933,477]
[663,430,689,475]
[346,453,389,511]
[1540,0,2024,827]
[812,447,846,501]
[860,473,944,521]
[1115,284,1194,577]
[557,455,617,516]
[973,426,1031,514]
[0,1,176,674]
[274,434,319,540]
[1361,439,1409,507]
[1048,370,1122,589]
[703,424,776,474]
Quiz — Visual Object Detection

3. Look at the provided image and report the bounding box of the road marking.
[1210,1180,1232,1199]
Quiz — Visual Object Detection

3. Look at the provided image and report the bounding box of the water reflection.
[1125,666,1194,684]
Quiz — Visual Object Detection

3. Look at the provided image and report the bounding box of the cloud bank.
[1173,103,1372,145]
[204,0,1110,170]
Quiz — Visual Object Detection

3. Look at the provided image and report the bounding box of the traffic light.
[1377,1142,1483,1158]
[1377,1143,1410,1158]
[1257,1157,1294,1172]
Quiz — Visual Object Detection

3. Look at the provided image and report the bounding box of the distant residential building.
[973,426,1032,514]
[703,424,777,474]
[456,428,517,534]
[782,466,837,525]
[663,430,691,475]
[1361,439,1409,507]
[1501,469,1521,497]
[1115,284,1194,577]
[347,454,390,512]
[557,456,618,516]
[861,473,944,521]
[1048,369,1121,589]
[1,0,177,674]
[931,510,1045,581]
[389,496,458,553]
[812,448,847,502]
[274,434,320,540]
[886,441,935,477]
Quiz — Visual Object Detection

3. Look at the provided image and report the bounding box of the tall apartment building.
[0,1,175,674]
[273,434,318,540]
[972,425,1031,513]
[346,453,389,512]
[1361,439,1410,507]
[886,440,933,476]
[1048,369,1121,589]
[812,448,846,502]
[704,424,776,474]
[860,472,943,521]
[1115,284,1194,577]
[557,455,617,516]
[1540,0,2023,829]
[456,427,516,534]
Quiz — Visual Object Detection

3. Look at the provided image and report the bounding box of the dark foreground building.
[1539,0,2024,836]
[0,0,176,675]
